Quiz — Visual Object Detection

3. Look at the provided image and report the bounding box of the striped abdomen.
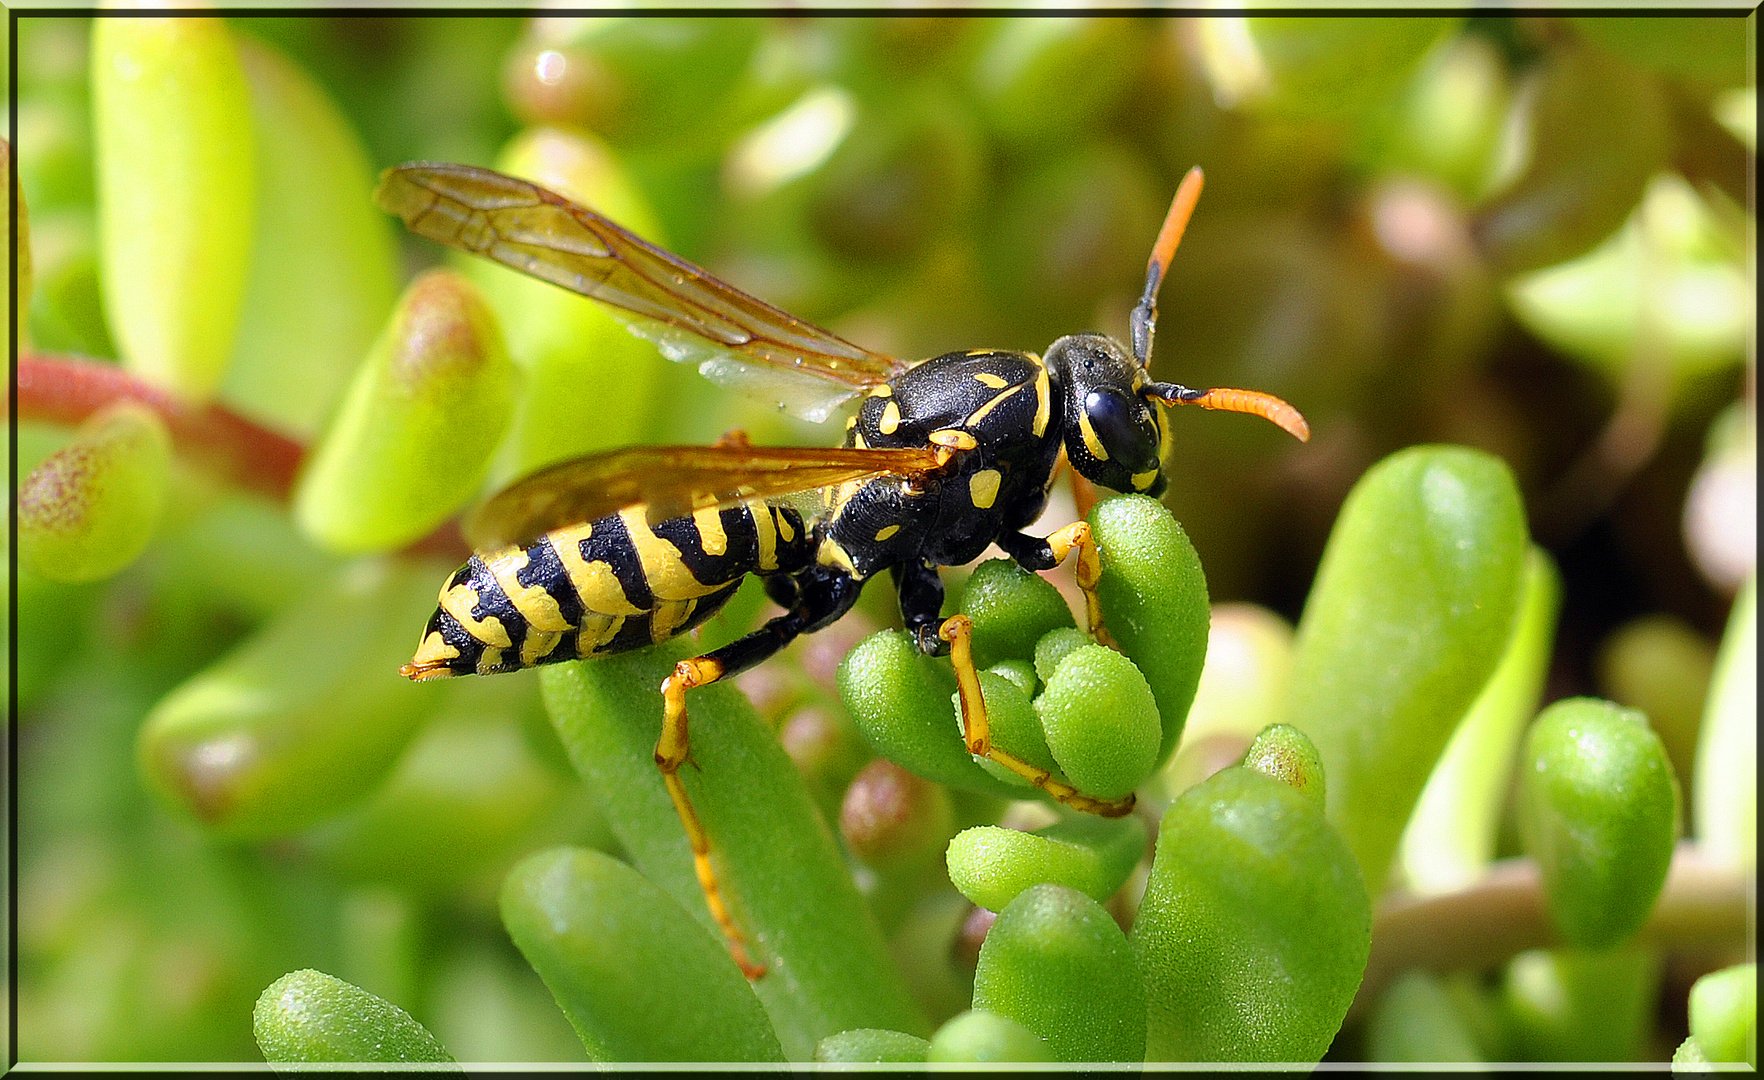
[403,501,812,679]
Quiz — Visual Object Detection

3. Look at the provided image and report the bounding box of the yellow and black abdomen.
[404,500,811,679]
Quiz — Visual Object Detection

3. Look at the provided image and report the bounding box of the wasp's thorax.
[1044,333,1170,498]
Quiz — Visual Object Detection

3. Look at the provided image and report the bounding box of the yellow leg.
[1042,520,1115,648]
[939,615,1135,818]
[658,657,767,980]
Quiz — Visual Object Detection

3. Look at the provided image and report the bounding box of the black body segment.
[817,349,1066,579]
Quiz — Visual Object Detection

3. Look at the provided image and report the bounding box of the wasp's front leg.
[936,613,1134,818]
[892,559,947,656]
[996,522,1112,648]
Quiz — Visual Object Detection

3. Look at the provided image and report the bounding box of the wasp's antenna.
[1129,166,1205,369]
[1144,381,1311,442]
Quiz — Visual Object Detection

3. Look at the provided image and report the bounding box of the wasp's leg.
[996,522,1112,647]
[762,571,800,611]
[892,559,947,655]
[656,567,863,980]
[938,613,1134,817]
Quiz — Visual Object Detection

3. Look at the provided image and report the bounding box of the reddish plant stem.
[15,352,306,501]
[12,352,471,561]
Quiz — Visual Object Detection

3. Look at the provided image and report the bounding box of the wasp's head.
[1046,334,1172,498]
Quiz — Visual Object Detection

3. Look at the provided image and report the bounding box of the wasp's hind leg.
[655,567,864,980]
[996,522,1112,647]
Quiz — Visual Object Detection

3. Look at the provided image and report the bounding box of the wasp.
[376,162,1307,978]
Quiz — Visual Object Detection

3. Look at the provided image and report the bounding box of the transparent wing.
[464,443,941,551]
[376,162,911,422]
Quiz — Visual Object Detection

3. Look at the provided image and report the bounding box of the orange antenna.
[1130,167,1205,368]
[1143,381,1311,443]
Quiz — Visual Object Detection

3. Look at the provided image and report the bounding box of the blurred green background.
[10,14,1753,1063]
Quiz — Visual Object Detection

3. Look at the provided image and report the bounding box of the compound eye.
[1084,387,1160,471]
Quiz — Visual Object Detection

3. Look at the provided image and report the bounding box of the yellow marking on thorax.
[974,371,1009,389]
[965,383,1023,427]
[775,507,796,542]
[440,582,512,647]
[752,502,779,571]
[930,428,978,451]
[1078,410,1108,461]
[869,383,893,397]
[817,535,857,574]
[1130,467,1160,491]
[475,646,506,675]
[852,428,869,450]
[1030,354,1051,437]
[969,468,1002,510]
[549,522,645,617]
[693,505,728,557]
[874,523,901,542]
[485,547,573,633]
[878,399,902,435]
[620,508,721,601]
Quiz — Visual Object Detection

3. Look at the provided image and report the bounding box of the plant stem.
[1352,841,1751,1020]
[14,352,304,499]
[12,352,469,560]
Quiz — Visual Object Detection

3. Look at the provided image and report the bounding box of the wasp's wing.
[464,443,942,552]
[376,162,912,422]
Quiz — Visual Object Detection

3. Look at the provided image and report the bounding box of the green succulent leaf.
[946,814,1146,913]
[92,17,255,399]
[1287,444,1528,889]
[814,1028,931,1063]
[1474,37,1671,276]
[469,127,669,484]
[253,968,456,1066]
[1032,625,1089,685]
[972,883,1146,1063]
[1367,970,1485,1063]
[1400,546,1561,895]
[18,402,172,584]
[137,560,449,839]
[500,846,785,1063]
[926,1009,1051,1063]
[1687,963,1756,1068]
[294,269,518,553]
[953,557,1076,670]
[1034,643,1162,800]
[1241,722,1327,809]
[224,33,401,439]
[1693,574,1755,873]
[540,644,929,1059]
[1134,765,1370,1063]
[1088,493,1211,765]
[962,669,1061,791]
[1518,697,1681,950]
[1501,947,1663,1062]
[840,630,1024,799]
